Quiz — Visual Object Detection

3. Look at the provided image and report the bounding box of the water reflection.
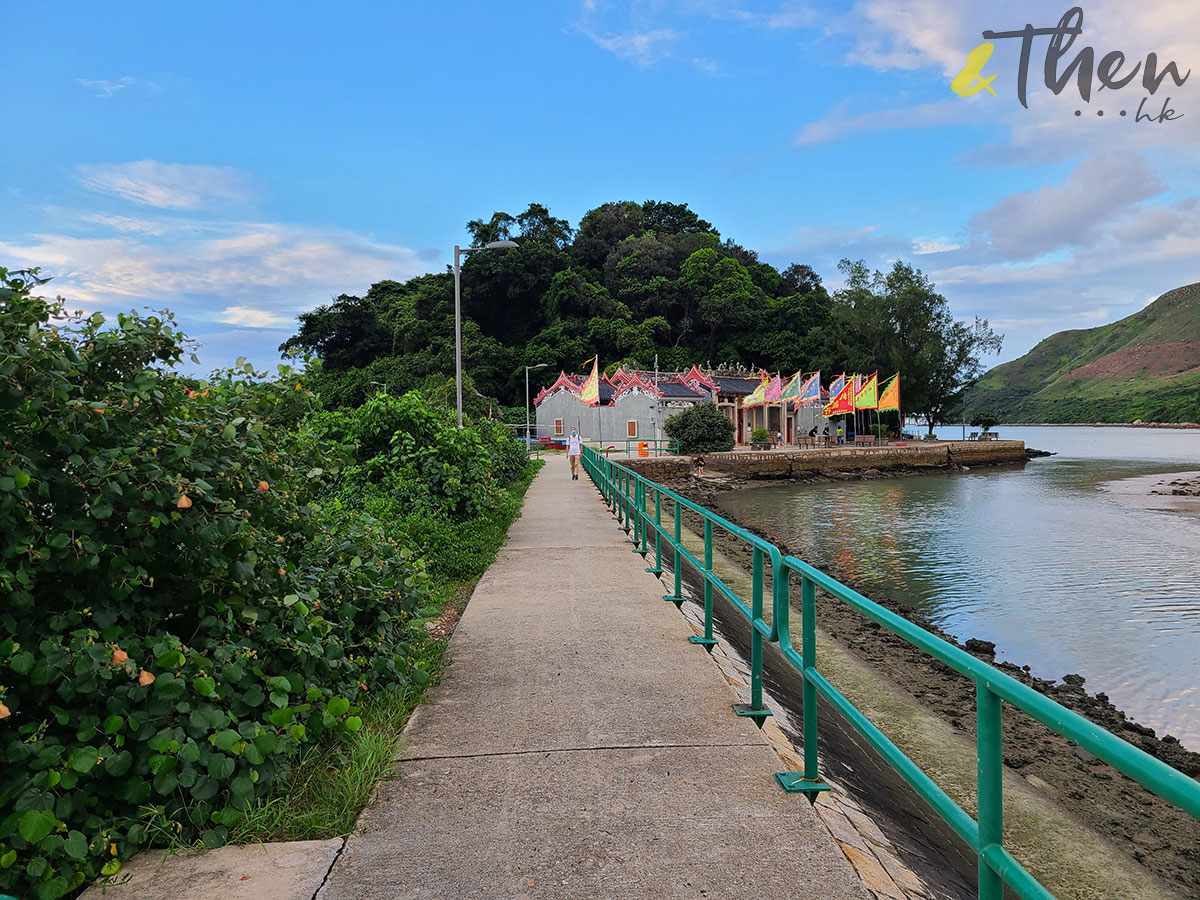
[716,427,1200,748]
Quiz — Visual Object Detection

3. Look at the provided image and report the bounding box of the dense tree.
[827,259,1003,433]
[282,202,997,423]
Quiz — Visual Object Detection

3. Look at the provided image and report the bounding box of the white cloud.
[216,306,291,329]
[583,28,680,66]
[914,238,961,254]
[0,221,430,320]
[848,0,969,75]
[77,77,138,97]
[78,160,251,210]
[795,99,972,146]
[75,212,175,235]
[965,152,1164,259]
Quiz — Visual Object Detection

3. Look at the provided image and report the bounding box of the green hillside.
[966,283,1200,423]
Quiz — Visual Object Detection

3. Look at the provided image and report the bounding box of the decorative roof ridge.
[534,370,582,405]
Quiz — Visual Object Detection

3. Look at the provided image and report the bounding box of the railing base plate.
[662,594,684,607]
[688,635,718,650]
[644,567,663,575]
[733,703,773,727]
[774,772,831,802]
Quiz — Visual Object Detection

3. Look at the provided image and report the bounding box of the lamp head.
[484,240,519,249]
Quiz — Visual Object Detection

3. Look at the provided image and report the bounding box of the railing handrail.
[578,445,1200,900]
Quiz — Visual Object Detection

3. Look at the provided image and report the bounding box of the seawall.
[620,440,1027,480]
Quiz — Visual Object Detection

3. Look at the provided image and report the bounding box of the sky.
[2,0,1198,372]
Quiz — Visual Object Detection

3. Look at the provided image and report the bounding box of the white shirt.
[567,434,582,455]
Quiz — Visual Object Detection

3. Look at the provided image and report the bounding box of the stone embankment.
[622,440,1029,480]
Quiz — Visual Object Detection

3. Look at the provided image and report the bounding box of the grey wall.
[536,391,705,447]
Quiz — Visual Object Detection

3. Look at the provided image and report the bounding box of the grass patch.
[227,662,441,843]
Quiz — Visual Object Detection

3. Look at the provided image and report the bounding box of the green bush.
[664,403,735,454]
[310,392,494,519]
[969,413,999,432]
[751,427,770,444]
[0,272,432,899]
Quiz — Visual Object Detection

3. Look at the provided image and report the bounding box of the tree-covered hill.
[964,283,1200,423]
[281,200,1000,430]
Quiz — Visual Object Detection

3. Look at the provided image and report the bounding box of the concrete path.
[317,455,868,900]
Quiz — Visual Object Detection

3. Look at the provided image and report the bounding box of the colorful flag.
[579,357,600,407]
[763,375,783,402]
[829,373,846,398]
[798,371,821,404]
[779,372,801,401]
[742,374,768,408]
[855,372,878,410]
[822,378,855,417]
[877,373,900,412]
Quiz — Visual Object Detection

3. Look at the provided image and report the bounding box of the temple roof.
[711,376,760,395]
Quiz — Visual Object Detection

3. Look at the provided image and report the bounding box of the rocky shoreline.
[1150,474,1200,498]
[664,473,1200,895]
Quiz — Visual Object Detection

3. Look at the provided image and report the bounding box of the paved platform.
[317,455,868,900]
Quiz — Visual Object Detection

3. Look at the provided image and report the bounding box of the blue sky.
[3,0,1198,371]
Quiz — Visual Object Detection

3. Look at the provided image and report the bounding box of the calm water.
[716,426,1200,747]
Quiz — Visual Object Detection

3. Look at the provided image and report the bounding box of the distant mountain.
[965,283,1200,423]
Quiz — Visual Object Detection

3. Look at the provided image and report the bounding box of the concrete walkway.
[317,455,868,900]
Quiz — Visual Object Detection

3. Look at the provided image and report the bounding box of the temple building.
[533,364,830,447]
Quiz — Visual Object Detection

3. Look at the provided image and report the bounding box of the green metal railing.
[580,445,1200,900]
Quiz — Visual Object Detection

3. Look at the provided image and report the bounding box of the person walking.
[566,428,583,480]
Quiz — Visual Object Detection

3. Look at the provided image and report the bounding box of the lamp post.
[525,363,549,446]
[453,239,518,428]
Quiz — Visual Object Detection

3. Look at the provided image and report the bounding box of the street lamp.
[453,239,518,428]
[525,363,549,446]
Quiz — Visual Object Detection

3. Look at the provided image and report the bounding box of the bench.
[978,431,998,441]
[854,435,877,446]
[967,431,980,441]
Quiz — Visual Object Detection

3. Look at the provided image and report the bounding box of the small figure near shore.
[566,428,582,480]
[692,456,705,477]
[775,430,784,448]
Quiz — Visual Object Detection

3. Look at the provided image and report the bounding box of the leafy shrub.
[751,427,770,444]
[869,423,888,438]
[664,403,735,454]
[310,392,493,518]
[970,413,999,432]
[0,273,432,899]
[472,418,528,486]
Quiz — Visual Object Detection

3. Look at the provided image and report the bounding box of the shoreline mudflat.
[661,473,1200,895]
[1103,470,1200,514]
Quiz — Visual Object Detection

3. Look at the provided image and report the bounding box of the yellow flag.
[579,357,600,406]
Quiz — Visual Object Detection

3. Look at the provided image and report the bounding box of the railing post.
[622,472,632,534]
[628,478,644,549]
[734,547,772,726]
[634,480,649,556]
[775,572,830,799]
[977,682,1003,900]
[664,499,683,606]
[688,518,717,650]
[646,488,663,575]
